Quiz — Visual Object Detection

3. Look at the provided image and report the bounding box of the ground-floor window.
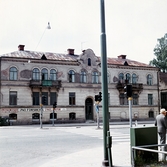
[148,110,154,118]
[32,113,39,119]
[69,92,75,105]
[50,92,57,105]
[9,91,17,105]
[50,113,57,119]
[33,92,39,105]
[69,112,76,120]
[9,113,17,120]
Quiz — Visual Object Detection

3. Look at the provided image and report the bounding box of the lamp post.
[100,0,112,166]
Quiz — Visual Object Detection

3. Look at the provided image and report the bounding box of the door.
[85,98,93,120]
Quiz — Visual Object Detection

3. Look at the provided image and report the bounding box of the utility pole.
[100,0,112,166]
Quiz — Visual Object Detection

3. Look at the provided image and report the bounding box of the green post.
[100,0,112,166]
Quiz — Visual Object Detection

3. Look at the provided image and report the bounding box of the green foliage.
[149,33,167,72]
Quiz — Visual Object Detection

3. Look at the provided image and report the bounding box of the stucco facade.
[0,45,160,124]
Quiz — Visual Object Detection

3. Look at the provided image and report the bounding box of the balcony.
[29,80,61,89]
[116,82,143,92]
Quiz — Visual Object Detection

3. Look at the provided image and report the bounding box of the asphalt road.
[0,123,151,167]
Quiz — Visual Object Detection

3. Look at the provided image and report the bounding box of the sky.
[0,0,167,64]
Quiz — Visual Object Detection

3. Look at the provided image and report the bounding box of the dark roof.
[0,49,153,68]
[1,50,79,61]
[107,57,151,67]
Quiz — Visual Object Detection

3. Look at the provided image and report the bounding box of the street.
[0,123,154,167]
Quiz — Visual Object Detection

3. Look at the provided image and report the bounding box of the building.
[0,45,160,125]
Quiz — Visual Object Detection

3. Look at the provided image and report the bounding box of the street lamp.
[35,22,51,49]
[100,0,112,166]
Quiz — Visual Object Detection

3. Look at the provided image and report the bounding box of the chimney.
[67,48,74,55]
[18,45,25,51]
[118,55,126,59]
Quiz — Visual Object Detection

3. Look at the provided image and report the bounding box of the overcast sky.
[0,0,167,64]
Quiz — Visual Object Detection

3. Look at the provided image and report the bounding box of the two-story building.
[0,45,160,124]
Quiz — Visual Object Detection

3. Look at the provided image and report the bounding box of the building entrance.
[85,98,93,120]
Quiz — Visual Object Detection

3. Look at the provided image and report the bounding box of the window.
[32,68,40,80]
[118,73,124,82]
[132,94,138,105]
[69,112,76,120]
[92,71,98,83]
[80,71,86,83]
[69,70,75,82]
[42,92,48,105]
[32,113,39,120]
[88,58,91,66]
[9,113,17,120]
[108,93,110,105]
[9,91,17,105]
[33,92,39,105]
[50,113,57,119]
[107,72,110,83]
[41,68,48,80]
[147,74,152,85]
[125,73,131,83]
[148,94,153,105]
[132,73,137,84]
[120,93,128,105]
[69,92,75,105]
[50,92,57,105]
[50,69,56,80]
[148,110,154,118]
[9,67,17,80]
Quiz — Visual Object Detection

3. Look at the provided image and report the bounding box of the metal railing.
[131,144,167,167]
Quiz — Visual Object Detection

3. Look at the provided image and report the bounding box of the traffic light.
[98,92,102,102]
[53,102,57,109]
[127,84,132,97]
[124,84,132,98]
[42,95,47,105]
[95,95,99,101]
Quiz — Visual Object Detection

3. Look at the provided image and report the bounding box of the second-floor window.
[80,71,86,83]
[69,70,75,82]
[118,73,124,83]
[125,73,131,83]
[32,68,40,80]
[41,68,48,80]
[147,74,152,85]
[92,71,98,83]
[50,69,57,80]
[9,67,17,80]
[132,73,137,84]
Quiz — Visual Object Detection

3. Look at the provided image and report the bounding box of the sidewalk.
[40,141,131,167]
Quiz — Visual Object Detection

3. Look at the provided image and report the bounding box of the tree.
[149,33,167,72]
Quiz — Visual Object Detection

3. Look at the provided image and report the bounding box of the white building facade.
[0,45,160,124]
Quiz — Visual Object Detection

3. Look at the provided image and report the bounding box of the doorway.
[85,98,93,120]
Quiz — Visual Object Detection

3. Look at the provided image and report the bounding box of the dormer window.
[88,58,91,66]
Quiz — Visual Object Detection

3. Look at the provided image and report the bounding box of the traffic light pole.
[52,108,55,126]
[95,101,100,129]
[128,97,132,127]
[40,104,43,129]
